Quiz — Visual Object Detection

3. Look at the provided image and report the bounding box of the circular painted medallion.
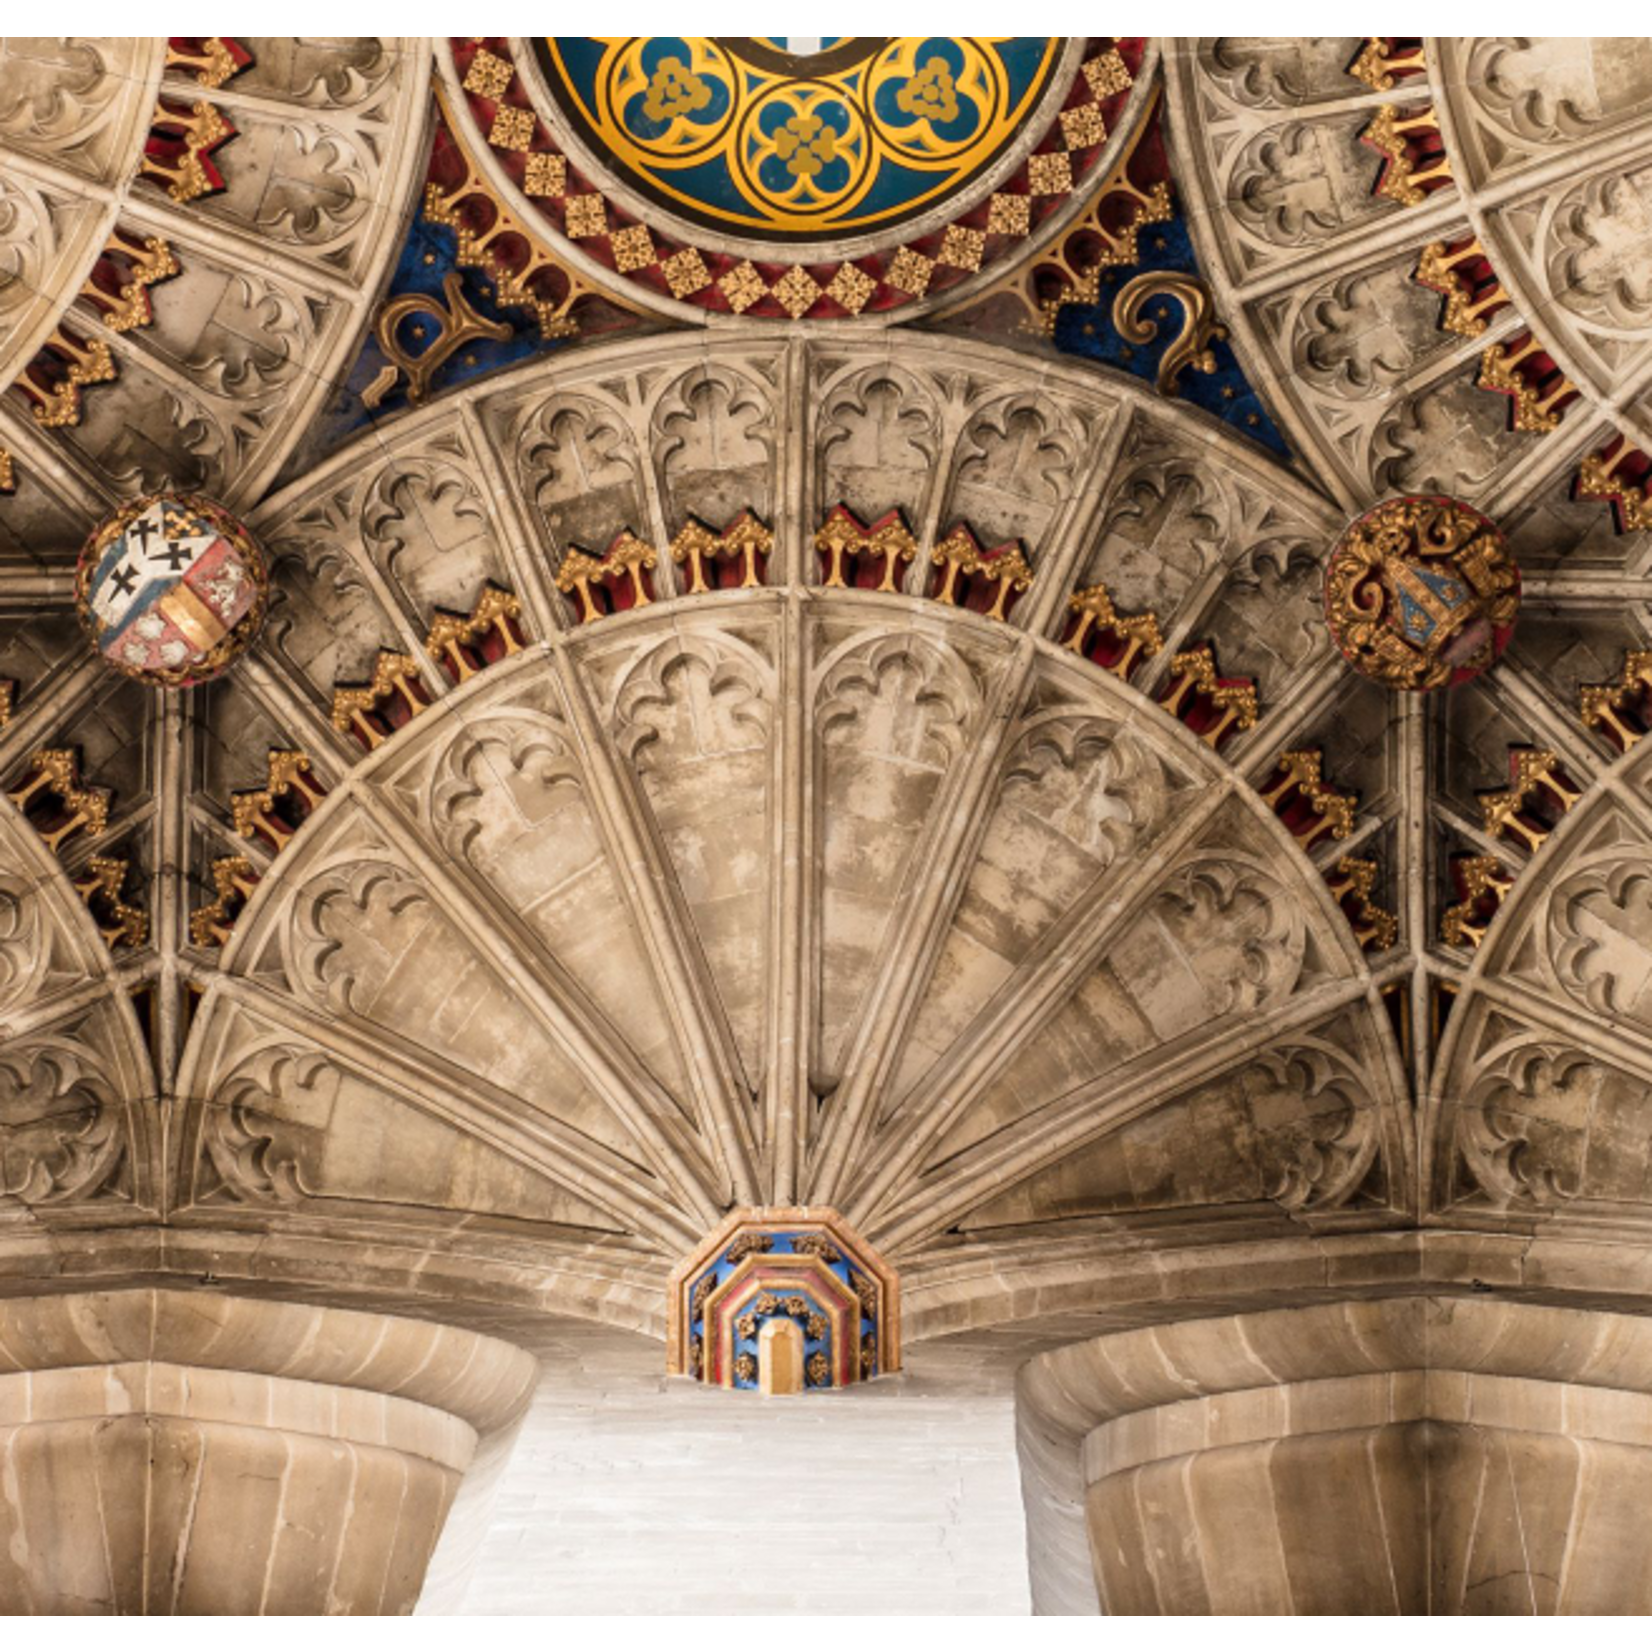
[532,37,1065,242]
[447,38,1149,323]
[1323,496,1520,692]
[75,493,269,687]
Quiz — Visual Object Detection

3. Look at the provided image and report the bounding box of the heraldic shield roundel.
[1322,495,1521,693]
[74,492,270,688]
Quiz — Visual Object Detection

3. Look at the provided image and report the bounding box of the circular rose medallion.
[75,493,269,687]
[533,37,1066,242]
[448,37,1149,323]
[1323,496,1520,692]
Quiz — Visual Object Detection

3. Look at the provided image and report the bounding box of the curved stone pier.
[0,1290,536,1614]
[1018,1296,1652,1615]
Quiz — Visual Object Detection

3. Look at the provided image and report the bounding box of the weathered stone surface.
[1,33,1652,1617]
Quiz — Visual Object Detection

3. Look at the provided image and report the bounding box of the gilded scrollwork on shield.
[1322,495,1521,692]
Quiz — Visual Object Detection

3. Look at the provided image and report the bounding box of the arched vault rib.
[875,973,1395,1252]
[2,46,1650,1358]
[0,40,434,513]
[1429,35,1652,459]
[552,639,763,1207]
[190,661,730,1249]
[847,774,1243,1225]
[1425,734,1652,1230]
[1161,38,1652,517]
[38,323,1440,1328]
[759,589,809,1202]
[175,590,1412,1302]
[0,782,158,1222]
[353,784,724,1224]
[0,800,150,1036]
[180,972,700,1255]
[808,635,1041,1208]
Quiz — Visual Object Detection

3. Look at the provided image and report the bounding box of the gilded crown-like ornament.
[1322,495,1519,692]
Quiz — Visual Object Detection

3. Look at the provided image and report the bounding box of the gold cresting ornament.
[1323,496,1519,692]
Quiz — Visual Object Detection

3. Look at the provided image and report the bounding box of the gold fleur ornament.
[773,111,840,180]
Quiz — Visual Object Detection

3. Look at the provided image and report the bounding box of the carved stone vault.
[0,34,1651,1616]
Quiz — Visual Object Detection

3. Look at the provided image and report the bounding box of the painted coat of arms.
[1322,495,1520,692]
[75,492,269,687]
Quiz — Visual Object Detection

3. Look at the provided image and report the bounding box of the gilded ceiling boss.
[1323,495,1522,691]
[0,32,1650,1619]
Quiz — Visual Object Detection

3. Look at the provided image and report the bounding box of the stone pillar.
[1017,1296,1652,1615]
[0,1289,536,1614]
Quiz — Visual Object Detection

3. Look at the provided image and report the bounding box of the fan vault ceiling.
[0,34,1650,1365]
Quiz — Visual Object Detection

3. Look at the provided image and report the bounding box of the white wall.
[448,1322,1032,1614]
